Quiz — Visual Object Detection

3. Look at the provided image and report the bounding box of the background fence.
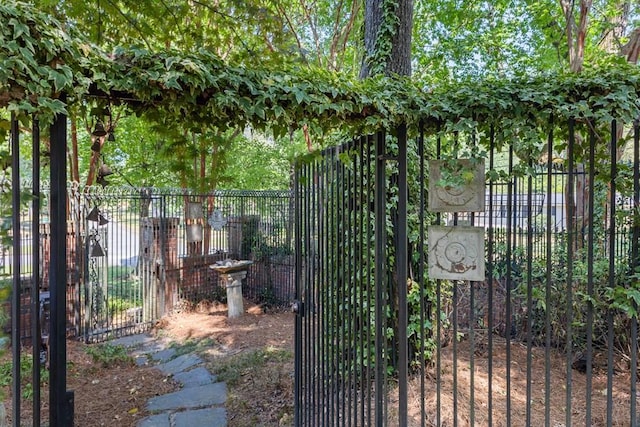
[294,120,640,426]
[2,186,295,342]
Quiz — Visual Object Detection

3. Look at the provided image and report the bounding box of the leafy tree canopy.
[36,0,300,66]
[2,1,640,147]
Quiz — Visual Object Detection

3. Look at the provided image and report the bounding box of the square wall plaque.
[428,225,485,281]
[428,159,485,212]
[186,202,203,219]
[186,223,203,242]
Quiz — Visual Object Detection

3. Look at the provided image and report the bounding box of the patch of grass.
[85,343,133,368]
[105,266,142,311]
[170,338,217,357]
[211,346,294,427]
[108,297,139,314]
[0,353,49,399]
[213,346,292,386]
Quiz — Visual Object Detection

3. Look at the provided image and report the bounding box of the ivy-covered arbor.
[4,1,640,426]
[4,2,640,138]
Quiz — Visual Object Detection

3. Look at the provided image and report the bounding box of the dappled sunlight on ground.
[154,300,294,352]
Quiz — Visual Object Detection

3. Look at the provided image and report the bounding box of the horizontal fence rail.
[294,118,640,426]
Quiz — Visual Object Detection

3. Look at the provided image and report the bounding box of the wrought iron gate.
[294,119,640,426]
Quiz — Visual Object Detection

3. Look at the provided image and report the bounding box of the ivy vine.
[366,0,400,76]
[1,1,640,146]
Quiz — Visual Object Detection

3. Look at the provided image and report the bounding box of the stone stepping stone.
[136,413,170,427]
[174,407,227,427]
[151,348,177,362]
[173,366,217,388]
[133,341,169,355]
[157,353,202,375]
[146,382,227,412]
[135,356,149,367]
[111,334,155,349]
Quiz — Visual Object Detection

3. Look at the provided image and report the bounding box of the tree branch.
[559,0,576,69]
[158,0,186,44]
[103,0,153,49]
[299,0,324,67]
[337,0,362,69]
[573,0,593,72]
[329,0,346,68]
[622,27,640,63]
[275,1,307,61]
[189,0,256,57]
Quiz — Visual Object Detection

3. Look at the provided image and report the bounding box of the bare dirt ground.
[394,334,635,426]
[3,339,179,426]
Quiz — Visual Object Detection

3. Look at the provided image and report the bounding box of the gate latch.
[291,300,304,316]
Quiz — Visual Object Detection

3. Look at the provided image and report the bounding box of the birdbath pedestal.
[210,260,253,318]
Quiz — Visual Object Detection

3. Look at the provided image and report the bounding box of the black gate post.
[31,116,42,426]
[49,108,73,426]
[396,124,408,427]
[374,131,387,426]
[10,114,21,427]
[293,160,303,426]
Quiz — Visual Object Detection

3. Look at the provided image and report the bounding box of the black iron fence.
[3,185,295,343]
[294,120,640,426]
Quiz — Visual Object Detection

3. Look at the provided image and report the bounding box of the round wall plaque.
[208,209,227,230]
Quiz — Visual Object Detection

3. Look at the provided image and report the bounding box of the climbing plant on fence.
[306,131,442,382]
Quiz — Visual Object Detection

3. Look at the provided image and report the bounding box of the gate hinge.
[292,300,304,316]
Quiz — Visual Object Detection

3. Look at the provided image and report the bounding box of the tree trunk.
[599,2,629,53]
[386,0,412,76]
[622,27,640,64]
[360,2,413,423]
[360,0,413,78]
[85,136,104,188]
[559,0,593,73]
[360,0,383,78]
[562,2,640,250]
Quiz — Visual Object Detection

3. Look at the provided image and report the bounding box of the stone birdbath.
[210,259,253,318]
